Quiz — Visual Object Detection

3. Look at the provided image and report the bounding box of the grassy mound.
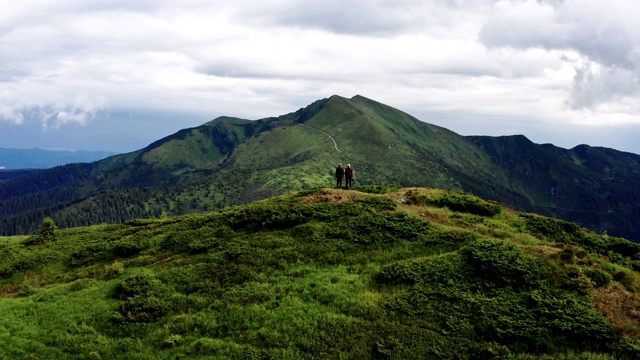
[1,187,639,359]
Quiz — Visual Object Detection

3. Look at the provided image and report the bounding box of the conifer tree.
[38,217,58,241]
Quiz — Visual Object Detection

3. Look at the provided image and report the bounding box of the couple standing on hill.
[335,163,354,189]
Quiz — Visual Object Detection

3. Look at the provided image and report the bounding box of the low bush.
[17,285,37,297]
[613,270,638,292]
[120,295,170,323]
[354,184,402,194]
[104,261,125,277]
[111,236,148,257]
[464,238,548,288]
[378,239,614,355]
[520,214,640,266]
[291,222,328,242]
[68,244,109,267]
[406,191,502,217]
[584,269,613,288]
[114,274,171,323]
[69,278,97,292]
[614,338,640,359]
[355,195,397,211]
[563,266,596,295]
[114,274,157,299]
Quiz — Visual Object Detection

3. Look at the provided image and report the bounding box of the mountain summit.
[1,95,639,241]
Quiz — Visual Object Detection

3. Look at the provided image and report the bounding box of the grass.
[1,187,640,359]
[0,235,28,244]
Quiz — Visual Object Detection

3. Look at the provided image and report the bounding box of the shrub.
[614,338,640,359]
[115,274,156,299]
[469,342,512,360]
[613,270,638,292]
[464,238,547,288]
[17,285,37,297]
[104,261,125,277]
[439,192,502,217]
[563,266,595,295]
[163,334,183,348]
[520,214,640,266]
[291,222,327,242]
[583,269,613,288]
[376,254,465,286]
[224,203,303,231]
[69,279,97,292]
[379,239,613,355]
[68,244,109,267]
[187,238,217,253]
[114,274,171,323]
[38,217,58,241]
[111,236,148,257]
[558,245,589,265]
[22,217,59,246]
[406,191,502,217]
[355,196,397,211]
[519,213,582,244]
[120,295,169,323]
[354,184,402,194]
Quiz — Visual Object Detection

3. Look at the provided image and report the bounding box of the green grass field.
[1,187,640,359]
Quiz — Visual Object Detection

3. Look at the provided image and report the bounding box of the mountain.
[469,136,640,240]
[0,147,115,169]
[1,95,639,242]
[1,187,640,358]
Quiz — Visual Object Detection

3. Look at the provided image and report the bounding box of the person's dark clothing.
[345,166,354,189]
[336,165,345,189]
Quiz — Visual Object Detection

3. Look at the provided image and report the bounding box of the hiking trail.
[299,124,341,152]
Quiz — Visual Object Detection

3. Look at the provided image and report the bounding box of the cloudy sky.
[2,0,640,155]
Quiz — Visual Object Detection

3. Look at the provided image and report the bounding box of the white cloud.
[0,88,106,128]
[479,0,640,112]
[39,94,106,129]
[0,105,25,125]
[0,0,639,153]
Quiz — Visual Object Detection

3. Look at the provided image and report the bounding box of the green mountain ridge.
[1,95,639,242]
[2,187,640,358]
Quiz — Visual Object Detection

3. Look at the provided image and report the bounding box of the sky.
[2,0,640,155]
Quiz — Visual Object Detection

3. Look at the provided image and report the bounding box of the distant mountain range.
[0,148,115,169]
[1,95,639,241]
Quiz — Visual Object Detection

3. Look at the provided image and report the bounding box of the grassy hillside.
[2,187,640,359]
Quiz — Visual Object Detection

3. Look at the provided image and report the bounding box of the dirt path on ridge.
[299,124,341,152]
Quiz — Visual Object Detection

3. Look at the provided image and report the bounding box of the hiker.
[335,163,345,189]
[345,164,354,190]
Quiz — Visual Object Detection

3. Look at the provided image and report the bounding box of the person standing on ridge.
[345,164,354,190]
[335,163,345,189]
